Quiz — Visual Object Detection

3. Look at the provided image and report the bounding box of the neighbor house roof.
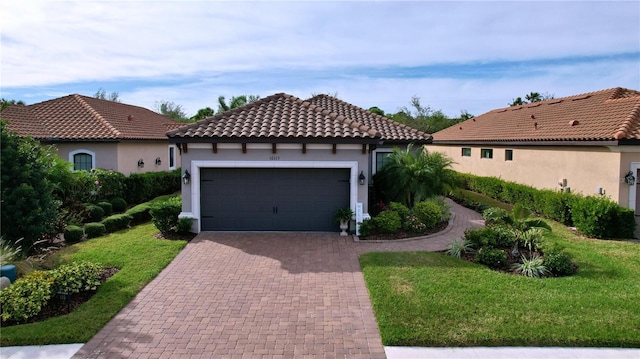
[1,94,181,141]
[432,87,640,145]
[167,93,432,144]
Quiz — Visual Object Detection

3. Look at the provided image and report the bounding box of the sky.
[1,0,639,118]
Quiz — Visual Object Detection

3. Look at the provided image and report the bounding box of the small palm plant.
[483,204,551,256]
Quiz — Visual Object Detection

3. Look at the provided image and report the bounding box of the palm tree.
[216,95,260,114]
[483,204,552,256]
[375,144,455,208]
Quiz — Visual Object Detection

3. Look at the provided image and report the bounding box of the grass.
[0,223,186,346]
[360,214,640,347]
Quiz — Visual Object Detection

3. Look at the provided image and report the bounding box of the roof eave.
[167,136,381,145]
[431,139,622,146]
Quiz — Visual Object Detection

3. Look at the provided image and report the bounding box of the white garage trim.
[184,160,360,233]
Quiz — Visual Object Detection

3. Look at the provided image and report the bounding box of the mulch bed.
[1,267,119,328]
[358,220,449,241]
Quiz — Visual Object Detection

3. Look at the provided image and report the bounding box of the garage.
[200,168,350,231]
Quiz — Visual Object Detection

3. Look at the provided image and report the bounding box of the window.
[375,151,392,173]
[461,147,471,157]
[505,149,513,161]
[168,145,176,170]
[69,149,95,171]
[480,148,493,159]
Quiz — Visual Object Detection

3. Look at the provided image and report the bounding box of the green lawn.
[360,221,640,347]
[1,223,186,346]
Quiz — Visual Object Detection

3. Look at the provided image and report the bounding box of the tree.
[1,98,26,106]
[190,107,214,121]
[373,144,456,208]
[0,121,61,255]
[216,95,260,114]
[368,106,385,116]
[509,92,554,106]
[155,100,188,122]
[389,96,464,133]
[94,88,121,102]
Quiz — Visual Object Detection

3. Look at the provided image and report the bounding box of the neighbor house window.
[69,149,95,171]
[480,148,493,159]
[375,151,393,173]
[168,145,176,170]
[462,147,471,157]
[505,149,513,161]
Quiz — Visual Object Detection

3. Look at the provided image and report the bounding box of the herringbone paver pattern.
[74,200,483,359]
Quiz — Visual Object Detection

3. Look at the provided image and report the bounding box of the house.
[167,93,431,233]
[1,94,183,174]
[424,87,640,214]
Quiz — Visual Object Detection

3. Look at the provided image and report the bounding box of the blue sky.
[1,1,639,118]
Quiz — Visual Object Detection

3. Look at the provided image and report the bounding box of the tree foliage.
[382,96,467,134]
[1,99,26,106]
[216,95,260,114]
[190,107,214,121]
[373,145,456,208]
[509,92,554,106]
[155,100,188,122]
[0,121,61,255]
[94,88,121,102]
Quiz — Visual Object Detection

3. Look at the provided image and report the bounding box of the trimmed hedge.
[64,225,84,244]
[150,198,181,234]
[126,203,152,225]
[97,201,113,216]
[109,197,128,213]
[102,213,132,233]
[455,173,636,239]
[124,169,181,205]
[85,204,105,222]
[84,222,106,239]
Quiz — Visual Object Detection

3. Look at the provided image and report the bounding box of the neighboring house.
[2,94,183,174]
[424,87,640,214]
[167,93,431,233]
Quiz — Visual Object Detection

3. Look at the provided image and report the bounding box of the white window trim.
[372,148,393,174]
[628,162,640,212]
[168,145,177,170]
[69,149,96,170]
[183,160,360,233]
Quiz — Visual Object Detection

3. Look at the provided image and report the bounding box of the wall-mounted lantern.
[137,159,144,168]
[182,170,191,185]
[624,171,636,186]
[359,171,366,186]
[155,157,162,166]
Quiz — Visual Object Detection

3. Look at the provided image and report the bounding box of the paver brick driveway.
[74,201,483,359]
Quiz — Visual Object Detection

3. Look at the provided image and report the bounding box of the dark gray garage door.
[200,168,350,231]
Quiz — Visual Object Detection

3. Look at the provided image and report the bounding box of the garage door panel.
[200,167,349,231]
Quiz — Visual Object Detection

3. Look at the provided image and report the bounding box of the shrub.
[97,201,113,216]
[463,227,514,249]
[425,196,451,222]
[475,247,507,269]
[413,201,442,229]
[84,223,106,239]
[371,211,402,234]
[358,219,375,237]
[51,261,102,294]
[446,238,474,258]
[571,196,636,239]
[124,170,180,204]
[102,214,132,233]
[544,250,576,277]
[64,225,84,244]
[150,197,182,234]
[86,204,105,222]
[0,270,54,323]
[92,169,126,201]
[109,197,128,213]
[512,254,548,278]
[404,215,427,233]
[126,203,152,225]
[176,217,193,234]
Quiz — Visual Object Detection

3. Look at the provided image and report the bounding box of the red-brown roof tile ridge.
[614,101,640,140]
[308,94,429,138]
[298,95,381,138]
[72,94,123,139]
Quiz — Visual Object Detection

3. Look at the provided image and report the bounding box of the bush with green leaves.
[512,254,548,278]
[413,200,442,229]
[176,217,193,234]
[358,219,375,237]
[543,250,576,277]
[571,196,636,239]
[150,197,182,234]
[97,201,113,216]
[102,214,132,233]
[109,197,128,213]
[425,196,451,222]
[124,170,180,205]
[388,202,411,229]
[0,270,54,323]
[92,169,126,201]
[85,204,105,223]
[371,210,402,234]
[84,223,106,239]
[404,215,427,233]
[464,227,515,249]
[51,261,103,294]
[126,203,152,225]
[64,225,84,244]
[475,247,507,269]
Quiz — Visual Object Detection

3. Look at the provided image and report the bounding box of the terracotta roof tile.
[432,87,640,143]
[167,93,383,141]
[1,94,180,141]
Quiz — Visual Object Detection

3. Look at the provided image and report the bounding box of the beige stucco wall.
[53,141,180,175]
[425,144,640,210]
[178,143,371,232]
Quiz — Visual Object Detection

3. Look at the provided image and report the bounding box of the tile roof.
[167,93,382,142]
[167,93,432,144]
[1,94,180,141]
[432,87,640,144]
